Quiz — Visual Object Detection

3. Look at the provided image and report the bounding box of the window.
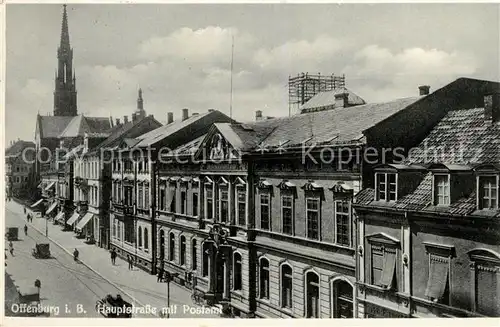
[169,233,175,262]
[479,176,498,209]
[180,190,187,214]
[112,219,116,238]
[206,187,213,220]
[425,254,450,305]
[259,258,270,299]
[144,228,148,251]
[376,172,397,201]
[160,188,165,211]
[468,249,500,316]
[370,244,396,289]
[434,174,450,205]
[145,185,149,209]
[335,200,351,247]
[202,242,210,277]
[170,190,177,213]
[138,185,143,208]
[192,192,199,217]
[180,236,186,266]
[237,188,246,226]
[332,280,354,318]
[159,230,165,259]
[117,221,121,241]
[281,264,293,309]
[281,195,293,235]
[220,189,229,223]
[124,186,133,206]
[306,198,320,240]
[306,271,320,318]
[192,239,198,271]
[124,220,134,243]
[138,226,143,247]
[233,253,242,291]
[260,193,270,230]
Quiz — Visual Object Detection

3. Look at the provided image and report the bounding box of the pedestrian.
[127,255,133,270]
[110,248,117,265]
[24,224,28,236]
[157,261,164,282]
[73,248,79,262]
[23,206,26,214]
[8,241,14,256]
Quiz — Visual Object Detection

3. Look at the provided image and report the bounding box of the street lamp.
[163,271,179,318]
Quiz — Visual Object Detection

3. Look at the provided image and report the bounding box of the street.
[4,201,221,318]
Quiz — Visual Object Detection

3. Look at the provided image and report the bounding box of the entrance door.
[215,253,225,295]
[333,280,353,318]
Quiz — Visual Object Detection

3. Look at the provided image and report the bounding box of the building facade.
[6,140,36,199]
[353,92,500,318]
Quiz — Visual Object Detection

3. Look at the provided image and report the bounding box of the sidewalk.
[7,200,222,318]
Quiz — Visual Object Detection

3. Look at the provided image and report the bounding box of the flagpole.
[230,34,234,119]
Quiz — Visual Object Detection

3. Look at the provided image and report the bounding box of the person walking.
[110,248,117,265]
[24,224,28,236]
[8,241,14,256]
[73,248,79,262]
[127,255,133,270]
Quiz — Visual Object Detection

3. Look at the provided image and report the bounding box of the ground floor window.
[332,280,353,318]
[306,271,320,318]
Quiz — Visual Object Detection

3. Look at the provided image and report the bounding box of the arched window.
[169,233,175,261]
[144,228,149,250]
[331,279,353,318]
[259,258,270,299]
[202,242,210,277]
[192,239,198,271]
[233,253,242,291]
[281,264,293,309]
[138,226,142,247]
[180,235,186,266]
[306,271,320,318]
[159,230,165,259]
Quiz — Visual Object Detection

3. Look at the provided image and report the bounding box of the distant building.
[353,91,500,318]
[5,140,35,198]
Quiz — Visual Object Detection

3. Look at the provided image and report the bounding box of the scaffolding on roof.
[288,73,345,116]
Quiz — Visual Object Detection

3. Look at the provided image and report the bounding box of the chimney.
[419,85,430,96]
[484,93,500,123]
[123,115,129,124]
[208,109,215,112]
[116,118,120,126]
[192,112,199,116]
[182,108,189,121]
[255,110,263,121]
[334,92,349,108]
[167,112,174,124]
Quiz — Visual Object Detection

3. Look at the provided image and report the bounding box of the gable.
[195,125,242,161]
[365,232,400,246]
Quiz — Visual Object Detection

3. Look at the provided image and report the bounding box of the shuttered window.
[425,255,450,304]
[371,244,396,289]
[476,263,499,316]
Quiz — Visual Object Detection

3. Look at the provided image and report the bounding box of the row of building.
[15,5,500,319]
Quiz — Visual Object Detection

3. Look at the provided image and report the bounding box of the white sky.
[5,3,500,145]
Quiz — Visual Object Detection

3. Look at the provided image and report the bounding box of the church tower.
[134,88,146,120]
[53,5,77,116]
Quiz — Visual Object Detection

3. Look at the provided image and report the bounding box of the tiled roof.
[58,115,112,138]
[5,140,35,156]
[300,87,366,112]
[169,134,206,156]
[37,116,74,138]
[406,108,500,165]
[225,96,422,151]
[356,107,500,218]
[134,110,234,148]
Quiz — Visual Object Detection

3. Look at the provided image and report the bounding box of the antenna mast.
[230,33,234,119]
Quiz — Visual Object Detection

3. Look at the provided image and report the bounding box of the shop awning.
[31,199,44,208]
[44,181,56,191]
[55,211,65,222]
[76,213,93,231]
[66,212,80,225]
[45,202,58,215]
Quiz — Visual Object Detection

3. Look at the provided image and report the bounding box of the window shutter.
[166,188,175,208]
[425,256,449,300]
[380,249,396,288]
[476,266,499,316]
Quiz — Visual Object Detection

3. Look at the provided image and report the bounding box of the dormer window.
[375,172,397,202]
[434,174,450,206]
[479,176,498,210]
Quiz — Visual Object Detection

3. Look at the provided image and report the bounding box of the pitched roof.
[134,110,234,148]
[300,87,366,112]
[6,140,35,157]
[37,115,74,138]
[169,134,206,157]
[406,108,500,165]
[356,107,500,218]
[58,115,112,138]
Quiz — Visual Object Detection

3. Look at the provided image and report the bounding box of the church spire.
[54,4,77,116]
[135,88,146,120]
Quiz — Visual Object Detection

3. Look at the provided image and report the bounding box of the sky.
[5,3,500,145]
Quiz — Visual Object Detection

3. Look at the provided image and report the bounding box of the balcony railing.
[112,202,134,215]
